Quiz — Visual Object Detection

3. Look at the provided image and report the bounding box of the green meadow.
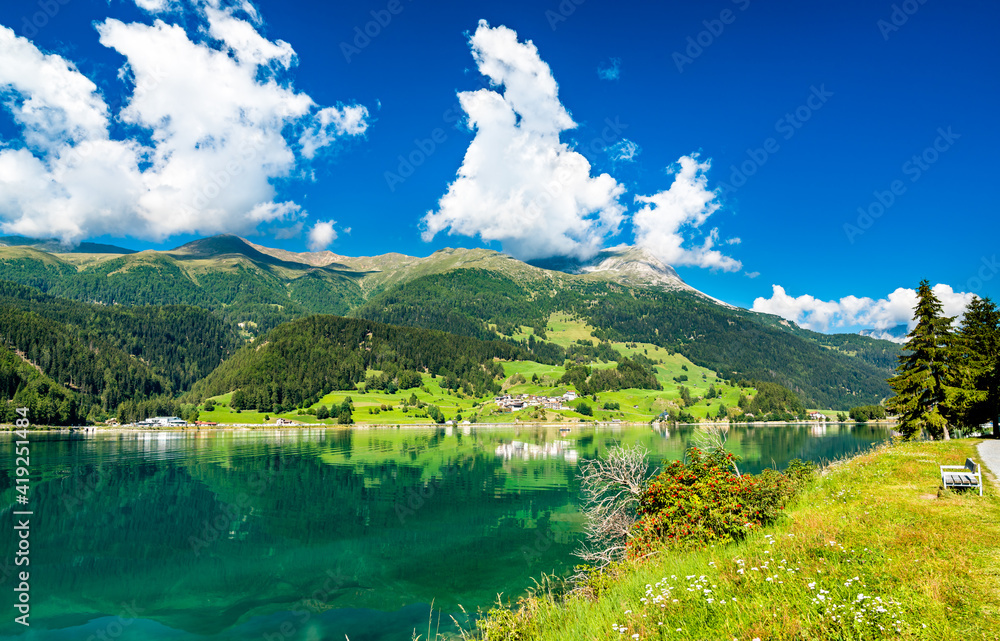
[197,314,762,426]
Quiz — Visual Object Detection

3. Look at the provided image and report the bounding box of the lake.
[0,423,890,640]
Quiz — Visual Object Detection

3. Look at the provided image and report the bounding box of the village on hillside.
[492,391,579,412]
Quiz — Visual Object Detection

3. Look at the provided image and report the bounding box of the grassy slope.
[195,314,761,426]
[504,439,999,640]
[199,372,598,426]
[497,314,755,422]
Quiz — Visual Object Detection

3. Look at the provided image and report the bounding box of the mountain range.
[0,234,708,303]
[0,234,902,412]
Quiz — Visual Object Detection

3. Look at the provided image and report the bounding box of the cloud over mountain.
[0,0,368,245]
[307,220,338,251]
[632,155,741,272]
[421,21,626,262]
[752,283,975,339]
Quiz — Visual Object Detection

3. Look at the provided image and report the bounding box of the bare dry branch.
[573,444,654,576]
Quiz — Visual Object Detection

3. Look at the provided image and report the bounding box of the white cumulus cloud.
[752,283,975,339]
[204,6,295,67]
[421,20,626,262]
[0,1,369,245]
[307,220,338,251]
[0,28,109,152]
[632,155,741,272]
[300,104,370,159]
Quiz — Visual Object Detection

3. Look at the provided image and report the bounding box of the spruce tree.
[948,296,1000,437]
[887,280,955,440]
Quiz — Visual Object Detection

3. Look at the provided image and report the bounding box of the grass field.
[198,374,490,425]
[472,439,1000,640]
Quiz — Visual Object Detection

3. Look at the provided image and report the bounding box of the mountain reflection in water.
[0,423,889,641]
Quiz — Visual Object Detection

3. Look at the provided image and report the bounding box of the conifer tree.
[887,280,955,439]
[948,296,1000,437]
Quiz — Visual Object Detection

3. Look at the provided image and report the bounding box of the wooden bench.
[940,458,983,496]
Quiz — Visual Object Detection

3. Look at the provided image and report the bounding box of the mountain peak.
[169,234,259,258]
[579,245,688,290]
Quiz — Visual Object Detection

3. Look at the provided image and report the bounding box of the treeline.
[888,282,1000,439]
[364,367,424,393]
[292,398,355,424]
[559,356,662,396]
[188,315,537,412]
[0,280,238,420]
[849,404,887,422]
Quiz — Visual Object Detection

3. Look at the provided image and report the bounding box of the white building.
[138,416,188,427]
[494,393,569,412]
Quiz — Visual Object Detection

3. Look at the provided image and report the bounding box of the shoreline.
[476,437,999,638]
[0,419,898,432]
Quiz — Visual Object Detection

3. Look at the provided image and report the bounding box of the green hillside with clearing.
[0,234,902,416]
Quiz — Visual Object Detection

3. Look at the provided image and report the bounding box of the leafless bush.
[574,444,654,574]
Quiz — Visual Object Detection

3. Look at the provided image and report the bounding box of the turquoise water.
[0,423,889,640]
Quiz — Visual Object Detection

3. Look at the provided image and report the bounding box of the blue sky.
[0,0,996,335]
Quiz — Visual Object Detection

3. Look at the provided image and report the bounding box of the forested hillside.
[352,270,896,408]
[0,344,86,425]
[0,241,363,333]
[752,313,903,371]
[583,290,895,408]
[0,282,239,419]
[353,268,557,339]
[187,315,548,411]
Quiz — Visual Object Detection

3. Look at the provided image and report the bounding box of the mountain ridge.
[0,234,902,409]
[0,236,136,255]
[0,234,896,345]
[0,233,729,311]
